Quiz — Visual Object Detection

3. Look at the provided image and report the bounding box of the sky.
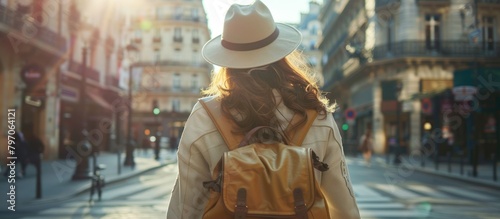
[202,0,322,37]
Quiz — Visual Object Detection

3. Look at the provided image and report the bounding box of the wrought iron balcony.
[137,86,203,94]
[136,60,212,69]
[478,0,500,4]
[0,4,67,54]
[416,0,450,6]
[371,40,500,61]
[152,36,162,43]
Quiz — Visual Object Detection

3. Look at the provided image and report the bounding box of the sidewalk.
[1,149,177,209]
[349,153,500,188]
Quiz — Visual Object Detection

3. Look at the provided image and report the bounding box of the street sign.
[452,86,477,101]
[422,98,432,115]
[344,108,357,121]
[402,101,413,112]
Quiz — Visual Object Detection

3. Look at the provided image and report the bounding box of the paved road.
[1,157,499,219]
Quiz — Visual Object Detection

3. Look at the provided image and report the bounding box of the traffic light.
[342,123,349,131]
[152,100,160,115]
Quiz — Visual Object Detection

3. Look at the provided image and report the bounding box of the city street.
[1,156,499,219]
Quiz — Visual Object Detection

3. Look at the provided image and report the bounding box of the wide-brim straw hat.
[202,0,302,69]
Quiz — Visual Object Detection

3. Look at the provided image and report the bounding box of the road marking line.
[360,209,430,218]
[406,185,453,198]
[373,184,421,199]
[353,185,384,197]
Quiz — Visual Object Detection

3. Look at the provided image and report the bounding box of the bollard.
[493,153,497,181]
[421,147,425,168]
[447,151,452,173]
[460,152,464,175]
[117,150,121,175]
[36,154,41,199]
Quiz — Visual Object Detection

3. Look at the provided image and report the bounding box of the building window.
[191,8,199,21]
[425,14,441,50]
[192,29,199,44]
[387,17,393,51]
[156,7,168,20]
[172,99,180,112]
[483,16,495,51]
[175,7,183,20]
[173,73,181,91]
[174,27,183,43]
[153,50,160,63]
[134,30,142,43]
[153,29,161,43]
[191,74,199,92]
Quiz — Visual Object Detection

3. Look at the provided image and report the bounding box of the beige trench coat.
[166,94,360,219]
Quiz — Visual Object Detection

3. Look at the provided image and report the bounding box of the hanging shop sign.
[20,64,45,88]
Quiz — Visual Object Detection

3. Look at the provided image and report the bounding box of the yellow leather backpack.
[200,99,331,219]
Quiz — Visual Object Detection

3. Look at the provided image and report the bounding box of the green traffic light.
[342,123,349,131]
[153,108,160,115]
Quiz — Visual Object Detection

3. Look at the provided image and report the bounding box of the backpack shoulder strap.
[285,109,318,146]
[199,98,243,151]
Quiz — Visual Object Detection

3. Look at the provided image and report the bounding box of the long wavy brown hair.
[203,51,335,134]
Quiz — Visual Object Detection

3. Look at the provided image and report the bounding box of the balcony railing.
[136,60,212,69]
[478,0,500,4]
[68,61,100,82]
[173,36,183,43]
[137,86,203,93]
[0,4,67,54]
[371,40,500,61]
[416,0,450,5]
[152,36,162,43]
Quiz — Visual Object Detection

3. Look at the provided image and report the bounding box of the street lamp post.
[124,44,139,167]
[72,20,93,180]
[393,81,403,165]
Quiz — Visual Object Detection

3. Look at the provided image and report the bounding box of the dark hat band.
[221,28,280,51]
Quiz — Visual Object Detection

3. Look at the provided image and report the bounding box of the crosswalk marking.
[353,185,383,197]
[356,196,392,202]
[127,178,174,200]
[406,185,453,198]
[360,209,430,218]
[439,186,497,201]
[353,184,431,218]
[102,177,165,200]
[357,202,405,209]
[372,184,421,199]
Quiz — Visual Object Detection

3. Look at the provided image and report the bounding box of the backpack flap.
[222,143,316,216]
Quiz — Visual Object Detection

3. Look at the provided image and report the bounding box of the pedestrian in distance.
[166,1,360,218]
[142,137,151,155]
[358,123,373,166]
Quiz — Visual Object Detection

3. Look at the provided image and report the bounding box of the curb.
[24,160,176,205]
[348,156,500,189]
[410,166,500,189]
